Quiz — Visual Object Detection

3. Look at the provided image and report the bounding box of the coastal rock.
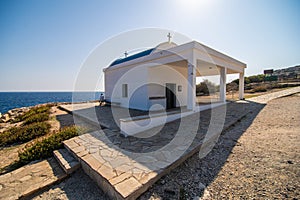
[0,104,49,132]
[2,107,30,123]
[8,110,14,116]
[1,114,10,123]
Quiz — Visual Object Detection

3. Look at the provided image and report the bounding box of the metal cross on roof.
[167,32,172,43]
[124,51,128,58]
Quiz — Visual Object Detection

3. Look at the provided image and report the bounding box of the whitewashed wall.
[105,65,149,110]
[105,61,189,110]
[148,64,188,108]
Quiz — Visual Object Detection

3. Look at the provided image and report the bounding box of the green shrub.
[248,74,266,83]
[13,105,51,123]
[19,126,81,162]
[264,75,278,82]
[196,79,218,95]
[0,122,51,146]
[251,85,267,93]
[232,74,266,85]
[23,112,49,125]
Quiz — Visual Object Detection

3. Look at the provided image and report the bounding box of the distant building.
[264,69,274,75]
[272,65,300,81]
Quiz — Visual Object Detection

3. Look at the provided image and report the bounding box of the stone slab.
[59,103,149,131]
[53,149,81,174]
[0,158,67,200]
[249,86,300,103]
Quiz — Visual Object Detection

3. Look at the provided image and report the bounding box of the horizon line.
[0,90,105,92]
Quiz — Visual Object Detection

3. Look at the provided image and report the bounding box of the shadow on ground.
[55,113,77,128]
[139,100,265,199]
[43,100,265,199]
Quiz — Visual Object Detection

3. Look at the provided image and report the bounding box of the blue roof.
[109,48,155,67]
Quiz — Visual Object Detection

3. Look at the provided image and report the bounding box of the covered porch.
[146,41,246,111]
[185,44,246,111]
[192,61,245,107]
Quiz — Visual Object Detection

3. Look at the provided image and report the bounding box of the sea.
[0,92,104,114]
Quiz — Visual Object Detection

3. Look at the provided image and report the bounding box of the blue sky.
[0,0,299,91]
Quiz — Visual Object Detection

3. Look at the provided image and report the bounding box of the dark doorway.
[166,83,176,109]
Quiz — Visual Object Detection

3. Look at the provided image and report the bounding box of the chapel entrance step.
[53,149,81,174]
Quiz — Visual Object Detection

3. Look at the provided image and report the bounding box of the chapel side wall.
[148,65,188,108]
[104,70,114,102]
[105,65,149,110]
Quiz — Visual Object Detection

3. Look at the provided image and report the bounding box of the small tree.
[227,82,238,99]
[196,79,217,95]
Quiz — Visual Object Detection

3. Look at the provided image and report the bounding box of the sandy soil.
[30,93,300,199]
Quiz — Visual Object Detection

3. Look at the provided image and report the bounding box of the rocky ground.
[0,106,36,172]
[29,93,300,199]
[140,93,300,199]
[0,105,74,173]
[0,102,102,174]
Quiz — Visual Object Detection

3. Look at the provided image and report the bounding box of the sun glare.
[176,0,210,12]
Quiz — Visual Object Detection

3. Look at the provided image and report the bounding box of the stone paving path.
[0,158,67,200]
[249,86,300,103]
[59,103,186,132]
[59,103,149,131]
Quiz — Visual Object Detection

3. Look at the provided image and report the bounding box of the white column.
[239,71,245,99]
[219,67,227,102]
[187,62,196,110]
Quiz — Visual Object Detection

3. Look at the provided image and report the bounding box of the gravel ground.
[32,94,300,200]
[31,168,107,200]
[141,94,300,199]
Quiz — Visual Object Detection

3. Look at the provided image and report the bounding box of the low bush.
[23,112,49,125]
[196,79,218,95]
[13,105,51,123]
[251,85,267,93]
[0,122,51,146]
[19,126,81,162]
